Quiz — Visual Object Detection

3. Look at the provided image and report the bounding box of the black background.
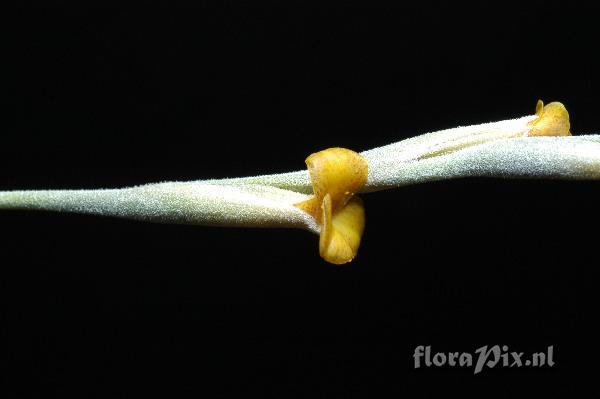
[3,3,599,397]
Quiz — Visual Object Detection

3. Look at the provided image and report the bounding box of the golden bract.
[528,100,571,137]
[295,147,368,265]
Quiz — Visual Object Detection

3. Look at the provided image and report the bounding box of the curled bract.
[528,100,571,137]
[294,148,368,265]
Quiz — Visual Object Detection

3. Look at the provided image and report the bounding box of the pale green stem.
[1,114,599,231]
[0,182,319,232]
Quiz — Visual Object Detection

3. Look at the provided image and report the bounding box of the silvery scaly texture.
[1,114,599,235]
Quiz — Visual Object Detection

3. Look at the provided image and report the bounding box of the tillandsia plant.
[1,100,599,264]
